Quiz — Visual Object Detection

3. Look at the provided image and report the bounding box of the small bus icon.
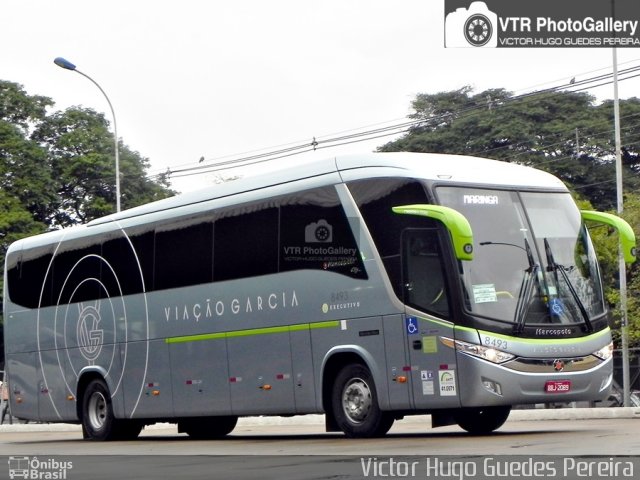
[8,456,29,479]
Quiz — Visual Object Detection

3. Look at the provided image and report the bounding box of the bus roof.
[87,152,566,227]
[6,153,569,254]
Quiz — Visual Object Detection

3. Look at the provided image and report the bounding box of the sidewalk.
[1,407,639,433]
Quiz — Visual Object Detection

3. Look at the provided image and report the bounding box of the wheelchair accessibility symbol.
[549,298,564,317]
[406,317,419,335]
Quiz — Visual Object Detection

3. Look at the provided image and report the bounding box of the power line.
[472,117,640,164]
[148,62,640,182]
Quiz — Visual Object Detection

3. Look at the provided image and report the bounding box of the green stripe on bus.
[165,320,340,344]
[455,325,611,345]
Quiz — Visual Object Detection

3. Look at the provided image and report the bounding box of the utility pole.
[612,46,630,408]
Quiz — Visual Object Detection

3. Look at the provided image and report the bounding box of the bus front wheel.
[331,363,394,438]
[453,405,511,434]
[81,378,142,441]
[81,378,119,441]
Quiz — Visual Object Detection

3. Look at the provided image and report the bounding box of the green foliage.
[382,87,640,347]
[0,79,174,324]
[380,87,640,211]
[32,106,173,226]
[609,194,640,347]
[0,81,51,130]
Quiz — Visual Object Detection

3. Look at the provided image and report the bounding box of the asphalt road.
[1,411,639,480]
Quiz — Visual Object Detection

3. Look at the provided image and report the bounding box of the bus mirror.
[581,210,637,264]
[392,204,474,261]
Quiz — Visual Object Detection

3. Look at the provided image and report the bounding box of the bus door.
[401,228,461,409]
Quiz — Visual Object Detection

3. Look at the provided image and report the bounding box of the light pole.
[610,0,630,408]
[54,57,121,212]
[612,48,631,408]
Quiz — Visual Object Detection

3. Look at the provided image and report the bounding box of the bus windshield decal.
[472,284,498,304]
[463,194,499,205]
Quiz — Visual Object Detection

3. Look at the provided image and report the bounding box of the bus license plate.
[544,380,571,393]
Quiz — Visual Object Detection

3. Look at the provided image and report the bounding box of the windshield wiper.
[513,238,538,335]
[543,238,593,333]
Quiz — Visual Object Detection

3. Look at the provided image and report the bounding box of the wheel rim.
[342,377,372,424]
[87,390,108,431]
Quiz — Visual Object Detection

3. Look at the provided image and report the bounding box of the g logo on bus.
[77,303,104,362]
[553,359,565,372]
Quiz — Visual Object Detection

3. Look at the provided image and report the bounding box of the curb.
[510,406,640,421]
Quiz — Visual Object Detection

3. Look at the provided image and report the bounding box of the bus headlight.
[441,337,515,364]
[592,341,613,361]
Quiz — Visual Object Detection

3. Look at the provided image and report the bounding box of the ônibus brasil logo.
[8,456,73,479]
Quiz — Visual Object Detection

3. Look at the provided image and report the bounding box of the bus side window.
[51,240,103,304]
[402,229,450,318]
[102,231,152,296]
[214,204,279,282]
[155,220,214,290]
[11,249,55,309]
[279,186,367,279]
[348,178,435,299]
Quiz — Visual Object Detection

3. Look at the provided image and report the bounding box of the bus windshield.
[436,187,605,328]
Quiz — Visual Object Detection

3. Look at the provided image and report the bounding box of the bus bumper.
[455,352,613,407]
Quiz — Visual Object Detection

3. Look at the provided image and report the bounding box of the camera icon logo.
[305,219,333,243]
[445,1,498,48]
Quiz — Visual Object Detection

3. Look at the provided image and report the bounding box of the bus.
[3,152,636,440]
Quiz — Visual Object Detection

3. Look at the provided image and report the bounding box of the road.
[1,411,639,479]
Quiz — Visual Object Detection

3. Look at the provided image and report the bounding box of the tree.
[0,83,58,224]
[596,193,640,347]
[0,80,174,326]
[380,87,640,210]
[32,107,172,226]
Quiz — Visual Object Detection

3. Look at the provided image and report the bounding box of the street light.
[610,0,631,408]
[53,57,121,212]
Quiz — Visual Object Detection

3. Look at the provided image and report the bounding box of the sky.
[2,0,640,193]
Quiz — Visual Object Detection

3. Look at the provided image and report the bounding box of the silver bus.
[3,152,636,440]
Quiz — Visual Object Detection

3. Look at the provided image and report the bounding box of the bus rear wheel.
[453,405,511,434]
[331,363,394,438]
[178,416,238,439]
[81,378,142,441]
